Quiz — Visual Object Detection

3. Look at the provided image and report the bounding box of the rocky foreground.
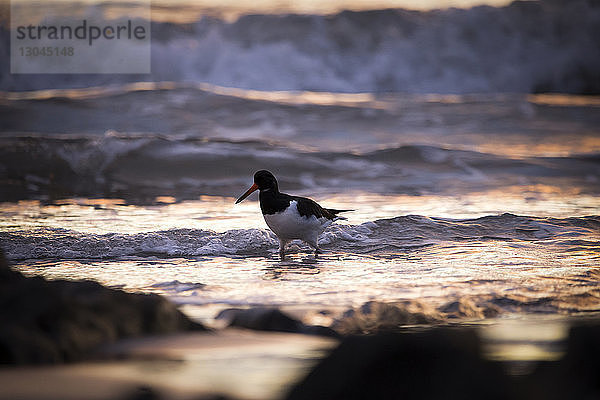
[1,251,599,400]
[0,252,204,364]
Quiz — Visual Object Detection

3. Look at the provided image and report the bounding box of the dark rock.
[0,250,205,365]
[217,307,301,332]
[286,328,509,400]
[122,386,162,400]
[216,307,339,338]
[555,322,600,399]
[288,319,600,400]
[0,251,24,282]
[333,301,439,334]
[438,297,504,319]
[119,386,237,400]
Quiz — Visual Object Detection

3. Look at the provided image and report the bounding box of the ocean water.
[2,83,599,333]
[1,0,600,358]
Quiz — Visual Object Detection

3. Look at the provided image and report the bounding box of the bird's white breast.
[263,200,331,241]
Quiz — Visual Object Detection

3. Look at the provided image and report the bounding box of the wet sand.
[0,330,336,400]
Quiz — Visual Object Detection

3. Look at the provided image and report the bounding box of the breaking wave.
[2,214,598,260]
[1,0,599,93]
[1,132,599,201]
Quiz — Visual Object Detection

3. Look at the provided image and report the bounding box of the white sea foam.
[2,1,598,93]
[2,214,597,260]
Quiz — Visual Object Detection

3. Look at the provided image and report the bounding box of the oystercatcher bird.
[235,170,351,259]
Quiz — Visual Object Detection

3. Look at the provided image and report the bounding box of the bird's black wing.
[294,196,352,220]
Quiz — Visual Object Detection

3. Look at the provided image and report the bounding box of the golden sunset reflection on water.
[13,237,599,327]
[2,186,598,235]
[5,188,599,369]
[467,136,600,158]
[6,189,599,320]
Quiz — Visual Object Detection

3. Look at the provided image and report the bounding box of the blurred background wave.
[1,0,599,93]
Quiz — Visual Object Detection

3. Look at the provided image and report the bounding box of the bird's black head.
[235,170,279,204]
[253,170,278,191]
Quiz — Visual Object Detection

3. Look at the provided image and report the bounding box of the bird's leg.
[306,239,322,257]
[278,239,289,260]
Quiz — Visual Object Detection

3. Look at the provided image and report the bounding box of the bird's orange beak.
[235,183,259,204]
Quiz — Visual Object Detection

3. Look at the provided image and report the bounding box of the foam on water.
[6,214,599,327]
[2,214,598,260]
